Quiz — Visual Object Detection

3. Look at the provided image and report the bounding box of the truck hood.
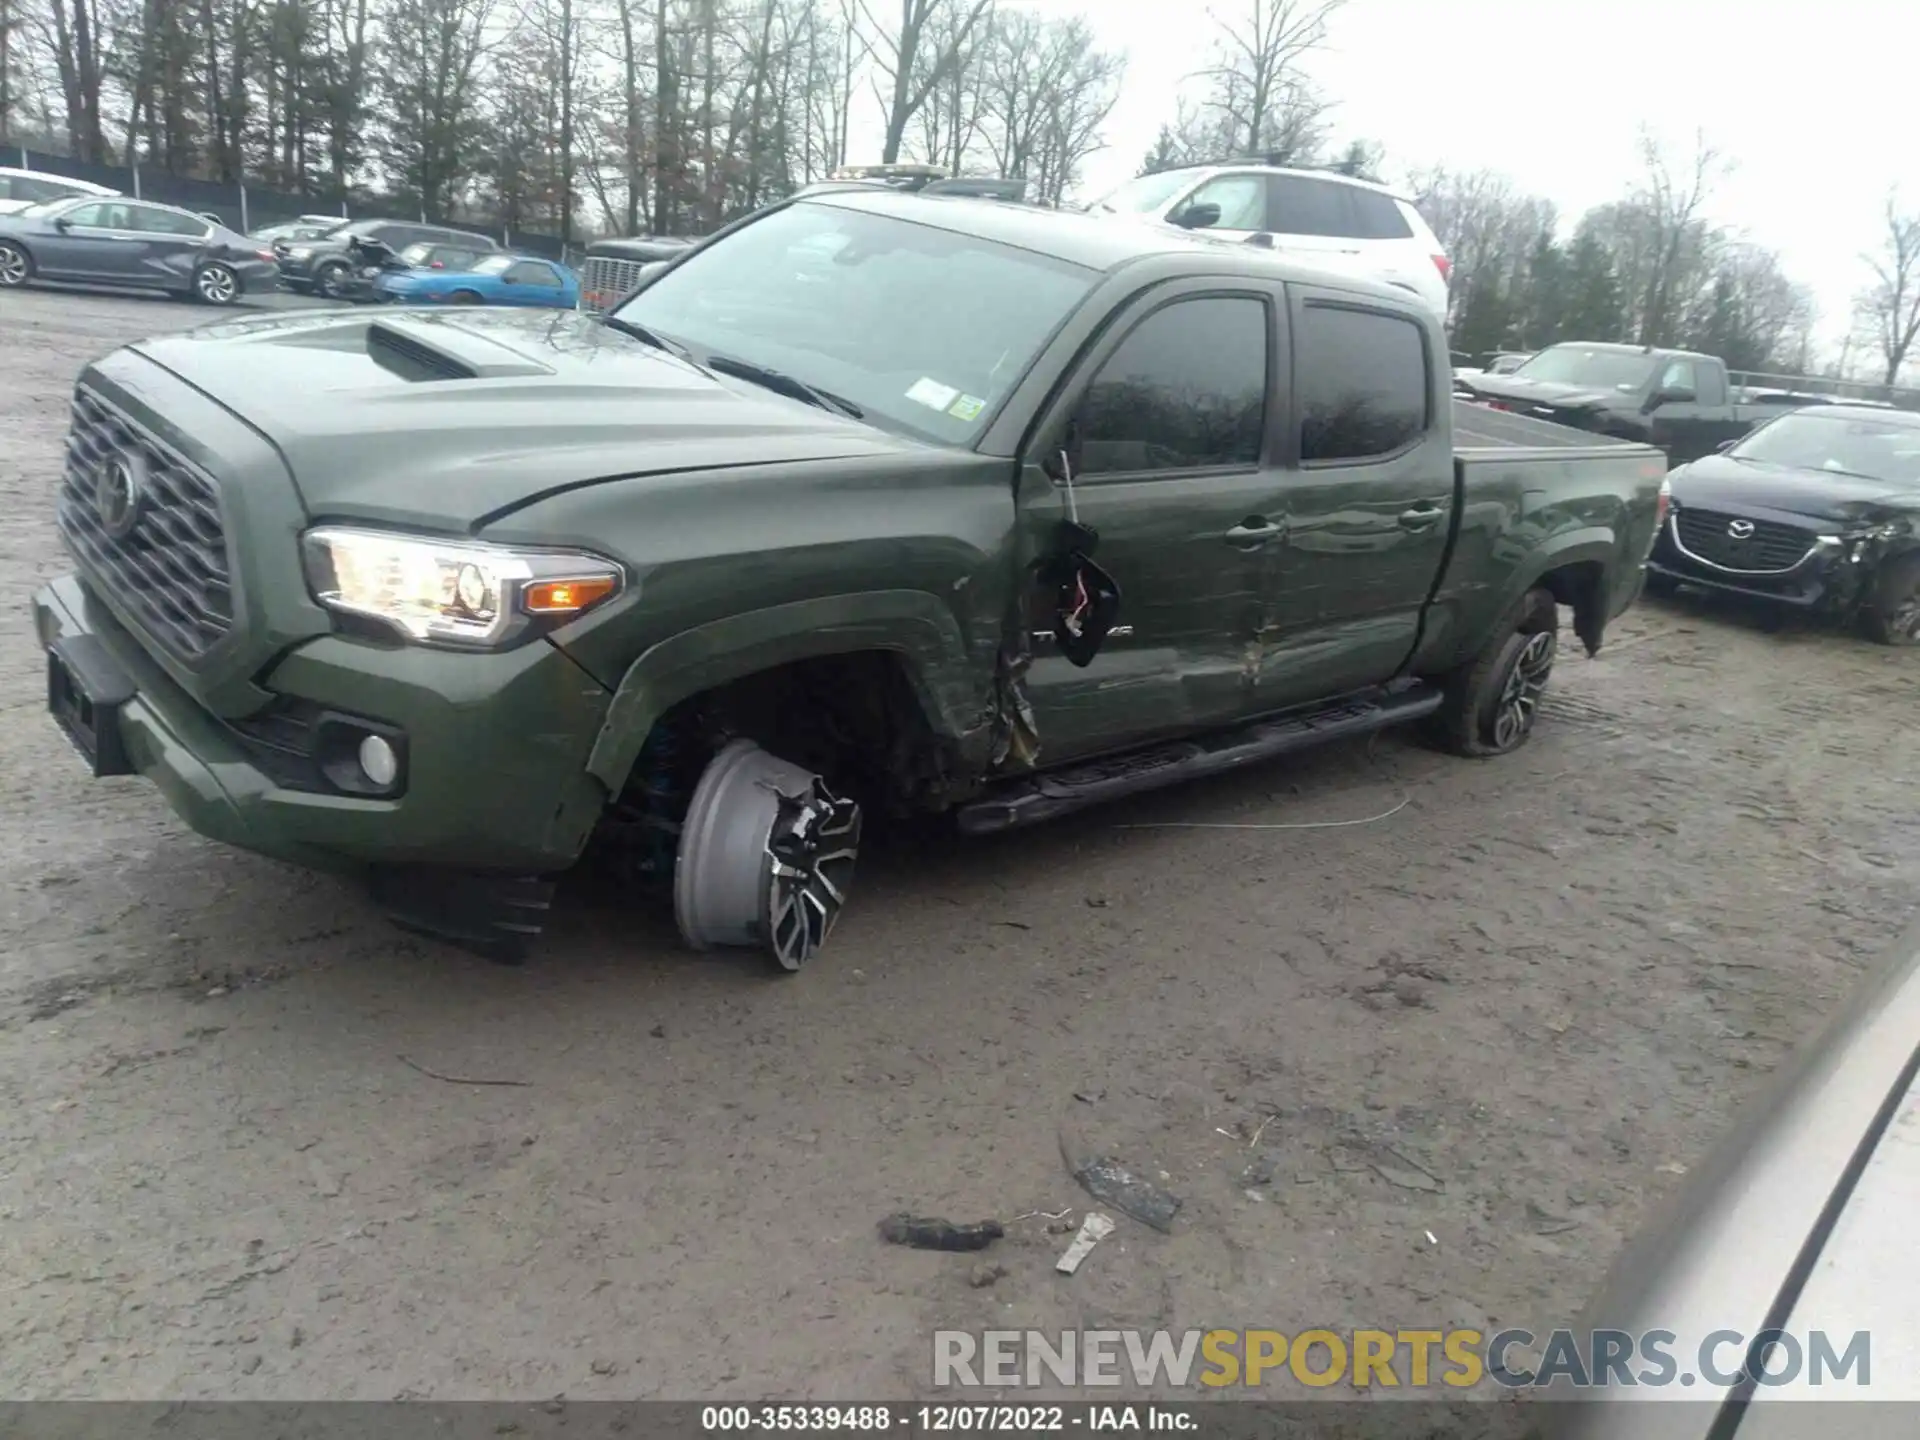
[1668,454,1920,526]
[1457,374,1623,412]
[127,307,914,529]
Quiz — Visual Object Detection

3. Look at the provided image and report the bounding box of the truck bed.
[1451,397,1646,456]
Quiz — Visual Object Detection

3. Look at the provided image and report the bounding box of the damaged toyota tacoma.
[33,188,1670,969]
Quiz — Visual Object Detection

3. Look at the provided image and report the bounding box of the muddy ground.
[0,288,1915,1409]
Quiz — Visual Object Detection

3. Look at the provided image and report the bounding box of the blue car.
[373,253,580,309]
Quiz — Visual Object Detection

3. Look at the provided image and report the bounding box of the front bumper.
[33,573,615,874]
[1648,514,1857,609]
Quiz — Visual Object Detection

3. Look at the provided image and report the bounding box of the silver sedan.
[0,195,279,305]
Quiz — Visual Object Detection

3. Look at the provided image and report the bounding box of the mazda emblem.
[94,449,148,540]
[1727,519,1755,540]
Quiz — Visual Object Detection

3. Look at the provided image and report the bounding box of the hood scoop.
[365,317,556,383]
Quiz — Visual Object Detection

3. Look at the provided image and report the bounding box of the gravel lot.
[1,287,1916,1408]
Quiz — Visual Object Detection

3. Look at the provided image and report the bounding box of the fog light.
[359,734,399,788]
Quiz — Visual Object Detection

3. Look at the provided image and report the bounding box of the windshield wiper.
[703,353,864,419]
[599,314,689,359]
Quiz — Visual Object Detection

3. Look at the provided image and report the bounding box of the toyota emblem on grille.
[1727,519,1756,540]
[95,448,148,540]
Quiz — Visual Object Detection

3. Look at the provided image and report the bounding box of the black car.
[276,218,500,298]
[1648,403,1920,644]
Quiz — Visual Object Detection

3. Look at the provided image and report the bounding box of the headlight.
[1853,521,1906,542]
[288,245,313,258]
[301,527,624,649]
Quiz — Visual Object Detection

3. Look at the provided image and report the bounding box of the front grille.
[1672,508,1817,573]
[578,256,647,314]
[57,386,235,660]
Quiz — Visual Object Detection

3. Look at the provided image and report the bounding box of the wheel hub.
[1491,629,1556,750]
[673,738,862,971]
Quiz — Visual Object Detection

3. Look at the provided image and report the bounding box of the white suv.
[1084,162,1451,321]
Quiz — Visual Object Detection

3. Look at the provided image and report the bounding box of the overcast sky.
[905,0,1918,355]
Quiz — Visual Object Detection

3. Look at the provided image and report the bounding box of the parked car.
[1542,915,1920,1435]
[578,234,698,314]
[1081,158,1452,322]
[275,217,500,298]
[0,195,276,305]
[1646,403,1920,644]
[374,252,580,308]
[0,165,119,216]
[32,187,1667,970]
[1454,343,1832,465]
[332,238,494,303]
[1487,350,1532,374]
[249,215,346,246]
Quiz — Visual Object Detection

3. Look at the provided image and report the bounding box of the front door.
[1255,288,1454,708]
[1019,283,1289,762]
[39,200,140,282]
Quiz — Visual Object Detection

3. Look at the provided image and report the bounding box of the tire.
[1861,551,1920,647]
[448,289,482,305]
[672,738,862,973]
[192,262,240,306]
[1430,587,1559,757]
[0,239,33,289]
[314,261,350,300]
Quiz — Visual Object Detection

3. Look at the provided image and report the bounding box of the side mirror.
[1245,232,1276,249]
[54,217,71,232]
[1168,201,1222,230]
[1650,385,1697,408]
[1715,438,1737,453]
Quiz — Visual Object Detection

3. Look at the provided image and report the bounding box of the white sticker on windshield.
[906,377,961,412]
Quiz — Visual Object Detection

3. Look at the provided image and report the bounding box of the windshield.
[1512,347,1657,392]
[611,201,1097,444]
[1730,411,1920,484]
[1087,168,1202,215]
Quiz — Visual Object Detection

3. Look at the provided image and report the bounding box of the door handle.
[1398,504,1445,531]
[1224,518,1283,549]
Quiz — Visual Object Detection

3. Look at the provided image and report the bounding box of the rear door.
[122,203,211,289]
[1020,280,1291,760]
[1255,287,1453,708]
[1263,175,1368,276]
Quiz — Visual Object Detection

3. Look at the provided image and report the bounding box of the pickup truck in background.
[1454,341,1829,464]
[33,189,1668,970]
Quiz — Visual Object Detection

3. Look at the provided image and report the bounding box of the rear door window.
[1349,189,1414,240]
[1267,177,1358,239]
[128,205,209,236]
[1296,302,1431,462]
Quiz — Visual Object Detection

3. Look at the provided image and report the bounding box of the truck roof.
[800,187,1417,303]
[1540,339,1721,365]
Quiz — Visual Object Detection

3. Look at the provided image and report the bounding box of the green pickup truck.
[33,188,1670,968]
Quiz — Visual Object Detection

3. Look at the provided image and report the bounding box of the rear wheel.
[1430,587,1559,757]
[192,262,240,306]
[1862,552,1920,647]
[0,240,33,289]
[673,738,862,973]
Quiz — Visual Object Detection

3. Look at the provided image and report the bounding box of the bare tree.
[378,0,499,216]
[1193,0,1341,163]
[1626,127,1725,346]
[857,0,988,165]
[1857,194,1920,386]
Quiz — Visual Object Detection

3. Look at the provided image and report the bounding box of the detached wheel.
[673,738,862,972]
[0,240,33,289]
[1862,552,1920,647]
[193,262,240,306]
[1431,588,1559,757]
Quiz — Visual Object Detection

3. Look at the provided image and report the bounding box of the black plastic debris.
[1072,1156,1182,1233]
[877,1214,1005,1252]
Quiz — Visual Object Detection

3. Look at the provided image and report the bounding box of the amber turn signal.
[522,575,619,614]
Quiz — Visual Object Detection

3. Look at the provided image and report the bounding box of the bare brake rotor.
[673,738,862,971]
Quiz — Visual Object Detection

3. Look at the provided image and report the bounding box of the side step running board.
[956,682,1441,836]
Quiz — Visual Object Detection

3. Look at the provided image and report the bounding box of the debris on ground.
[968,1262,1007,1288]
[1071,1156,1181,1232]
[877,1214,1005,1252]
[1054,1213,1116,1274]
